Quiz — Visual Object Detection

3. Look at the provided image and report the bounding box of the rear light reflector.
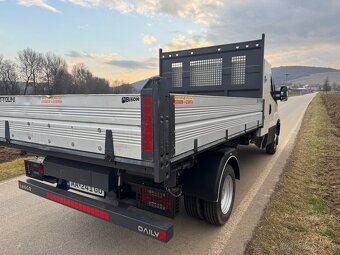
[143,96,153,152]
[25,158,44,179]
[46,192,110,221]
[137,186,179,218]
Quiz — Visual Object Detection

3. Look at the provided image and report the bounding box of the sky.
[0,0,340,84]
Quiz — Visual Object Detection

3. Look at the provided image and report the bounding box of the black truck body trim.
[18,179,174,242]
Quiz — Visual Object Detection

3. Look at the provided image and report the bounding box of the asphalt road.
[0,93,316,255]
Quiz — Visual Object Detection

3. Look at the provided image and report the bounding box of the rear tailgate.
[0,94,142,160]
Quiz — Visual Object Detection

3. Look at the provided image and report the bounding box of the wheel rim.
[221,175,233,214]
[273,134,278,150]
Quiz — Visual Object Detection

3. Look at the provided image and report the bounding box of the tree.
[70,63,111,94]
[323,76,330,93]
[17,48,42,95]
[41,53,68,94]
[0,60,19,95]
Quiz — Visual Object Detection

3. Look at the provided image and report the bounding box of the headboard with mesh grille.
[159,34,265,98]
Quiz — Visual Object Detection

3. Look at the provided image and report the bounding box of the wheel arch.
[227,156,240,180]
[180,147,239,202]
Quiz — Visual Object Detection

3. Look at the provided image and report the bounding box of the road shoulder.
[245,94,340,255]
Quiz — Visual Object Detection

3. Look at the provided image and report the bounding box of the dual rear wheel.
[184,165,236,225]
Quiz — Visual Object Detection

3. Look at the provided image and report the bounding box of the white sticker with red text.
[174,95,193,105]
[41,96,63,104]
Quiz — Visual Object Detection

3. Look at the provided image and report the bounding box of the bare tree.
[41,53,67,94]
[17,48,42,95]
[71,63,92,93]
[0,60,19,95]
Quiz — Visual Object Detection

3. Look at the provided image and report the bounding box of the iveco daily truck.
[0,34,287,242]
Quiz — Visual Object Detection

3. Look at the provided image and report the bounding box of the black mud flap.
[18,179,173,242]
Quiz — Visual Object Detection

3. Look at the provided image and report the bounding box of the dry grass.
[0,158,26,181]
[245,94,340,255]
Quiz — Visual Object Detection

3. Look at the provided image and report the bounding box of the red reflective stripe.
[144,133,152,141]
[144,143,152,151]
[143,115,152,124]
[144,96,152,105]
[143,96,153,152]
[45,192,109,221]
[144,125,152,133]
[144,106,152,115]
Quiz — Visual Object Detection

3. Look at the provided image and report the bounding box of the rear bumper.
[18,179,173,242]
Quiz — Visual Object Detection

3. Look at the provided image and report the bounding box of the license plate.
[69,182,105,197]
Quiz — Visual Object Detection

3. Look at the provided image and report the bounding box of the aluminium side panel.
[0,94,142,160]
[173,94,263,156]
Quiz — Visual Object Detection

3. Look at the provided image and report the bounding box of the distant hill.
[290,71,340,86]
[272,66,339,84]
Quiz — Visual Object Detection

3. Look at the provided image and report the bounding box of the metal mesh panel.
[190,58,222,87]
[231,56,246,85]
[171,62,183,87]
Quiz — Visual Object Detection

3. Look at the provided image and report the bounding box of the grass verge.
[0,158,26,182]
[245,94,340,255]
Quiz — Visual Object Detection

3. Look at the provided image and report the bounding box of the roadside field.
[0,147,26,181]
[245,94,340,255]
[0,158,25,181]
[322,93,340,129]
[0,147,22,164]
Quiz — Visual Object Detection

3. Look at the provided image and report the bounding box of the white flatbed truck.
[0,34,287,242]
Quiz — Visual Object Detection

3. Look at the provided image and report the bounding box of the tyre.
[184,195,204,220]
[202,164,235,225]
[266,133,278,154]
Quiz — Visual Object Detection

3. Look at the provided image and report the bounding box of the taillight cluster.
[25,159,44,180]
[137,186,179,218]
[143,96,153,152]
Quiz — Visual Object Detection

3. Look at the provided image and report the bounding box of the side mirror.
[279,86,288,101]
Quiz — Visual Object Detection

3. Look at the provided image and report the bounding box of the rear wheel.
[202,165,235,225]
[184,195,204,220]
[266,133,278,154]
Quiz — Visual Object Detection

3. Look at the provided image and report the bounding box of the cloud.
[65,50,92,58]
[143,35,156,44]
[65,50,117,61]
[17,0,60,13]
[203,0,340,68]
[163,34,210,52]
[61,0,223,25]
[106,58,157,69]
[65,0,133,13]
